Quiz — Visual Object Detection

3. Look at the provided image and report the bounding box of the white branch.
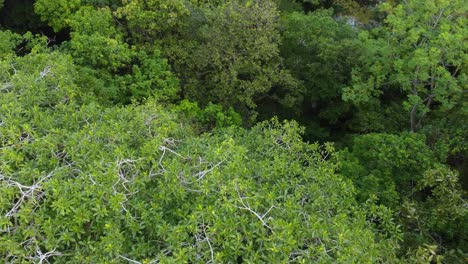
[202,218,215,264]
[29,247,64,264]
[0,172,53,218]
[234,184,275,232]
[194,160,224,182]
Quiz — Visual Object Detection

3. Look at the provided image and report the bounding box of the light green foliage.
[82,0,121,7]
[406,244,444,264]
[0,30,49,59]
[118,50,180,103]
[62,5,179,103]
[34,0,122,31]
[69,6,131,71]
[116,0,190,43]
[0,30,22,58]
[344,0,467,132]
[0,59,398,261]
[416,168,466,237]
[34,0,82,31]
[0,51,91,110]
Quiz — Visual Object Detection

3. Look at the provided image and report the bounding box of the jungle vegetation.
[0,0,466,262]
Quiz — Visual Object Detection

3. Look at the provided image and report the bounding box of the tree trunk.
[410,102,418,132]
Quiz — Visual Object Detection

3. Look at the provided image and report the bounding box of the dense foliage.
[0,0,466,262]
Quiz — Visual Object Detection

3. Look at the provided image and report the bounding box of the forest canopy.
[0,0,466,263]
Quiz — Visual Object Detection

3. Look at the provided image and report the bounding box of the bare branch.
[0,172,53,218]
[35,66,52,82]
[112,159,142,217]
[202,218,215,264]
[157,145,188,173]
[234,184,275,232]
[194,160,224,182]
[27,246,64,264]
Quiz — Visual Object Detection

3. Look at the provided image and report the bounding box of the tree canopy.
[0,0,466,262]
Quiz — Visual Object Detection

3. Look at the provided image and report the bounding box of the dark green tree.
[280,9,366,138]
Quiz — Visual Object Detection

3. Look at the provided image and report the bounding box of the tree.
[115,0,190,44]
[338,133,436,206]
[338,133,467,259]
[60,5,180,104]
[118,0,299,120]
[401,167,467,261]
[280,9,366,138]
[0,30,22,57]
[34,0,82,31]
[343,0,467,132]
[174,1,299,121]
[68,6,131,71]
[34,0,122,31]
